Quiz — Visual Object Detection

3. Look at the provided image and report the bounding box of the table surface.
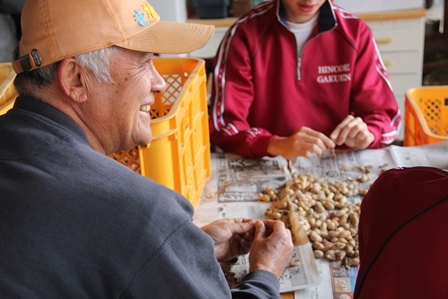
[196,143,448,298]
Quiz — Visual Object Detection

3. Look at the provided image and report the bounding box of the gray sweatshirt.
[0,96,280,298]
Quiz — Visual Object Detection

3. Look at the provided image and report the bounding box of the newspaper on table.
[295,259,358,299]
[215,155,288,203]
[193,141,448,295]
[220,244,321,293]
[289,141,448,179]
[194,154,322,293]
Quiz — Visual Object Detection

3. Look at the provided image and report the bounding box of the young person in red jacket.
[355,166,448,298]
[209,0,401,159]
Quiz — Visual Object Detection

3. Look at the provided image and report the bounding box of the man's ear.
[57,58,88,103]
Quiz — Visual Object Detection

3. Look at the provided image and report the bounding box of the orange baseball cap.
[12,0,214,73]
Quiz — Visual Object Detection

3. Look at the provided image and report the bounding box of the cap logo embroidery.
[134,4,159,27]
[31,49,42,67]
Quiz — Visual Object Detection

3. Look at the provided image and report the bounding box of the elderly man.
[0,0,293,298]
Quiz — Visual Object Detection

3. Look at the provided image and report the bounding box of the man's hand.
[248,220,294,279]
[267,126,335,159]
[330,115,374,149]
[201,218,256,262]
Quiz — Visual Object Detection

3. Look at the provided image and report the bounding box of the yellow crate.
[110,57,211,208]
[0,63,17,115]
[404,86,448,146]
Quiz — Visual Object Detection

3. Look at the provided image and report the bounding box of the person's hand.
[267,126,335,159]
[201,218,256,262]
[330,115,374,149]
[248,220,294,279]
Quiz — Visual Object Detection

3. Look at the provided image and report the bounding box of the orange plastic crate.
[110,57,211,208]
[0,59,211,208]
[404,86,448,146]
[0,63,17,115]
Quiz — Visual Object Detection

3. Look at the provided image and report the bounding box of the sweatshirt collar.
[12,96,90,144]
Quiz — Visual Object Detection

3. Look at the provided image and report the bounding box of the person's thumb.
[253,220,266,240]
[229,220,255,235]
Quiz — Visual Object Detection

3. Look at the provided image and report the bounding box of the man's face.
[82,48,165,154]
[281,0,326,23]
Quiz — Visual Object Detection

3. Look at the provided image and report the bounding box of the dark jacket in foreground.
[0,96,280,298]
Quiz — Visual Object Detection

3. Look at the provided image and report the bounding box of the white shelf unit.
[367,16,425,139]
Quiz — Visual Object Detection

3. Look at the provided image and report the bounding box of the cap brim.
[117,21,215,54]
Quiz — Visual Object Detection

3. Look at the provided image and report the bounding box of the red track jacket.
[209,0,401,158]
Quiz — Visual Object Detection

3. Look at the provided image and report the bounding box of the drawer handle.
[384,61,392,67]
[375,38,393,45]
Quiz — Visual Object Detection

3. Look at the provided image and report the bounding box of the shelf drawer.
[381,51,423,74]
[367,18,425,52]
[390,73,422,96]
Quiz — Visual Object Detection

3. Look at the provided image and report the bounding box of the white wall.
[151,0,187,22]
[334,0,423,13]
[151,0,188,57]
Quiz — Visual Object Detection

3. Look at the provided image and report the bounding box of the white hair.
[14,46,118,97]
[75,46,117,83]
